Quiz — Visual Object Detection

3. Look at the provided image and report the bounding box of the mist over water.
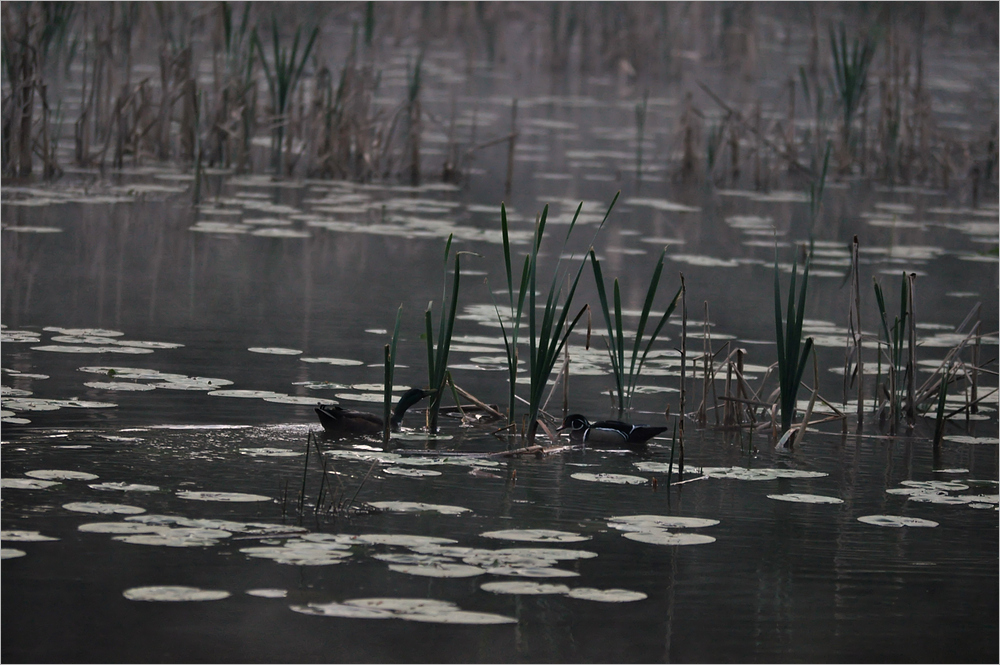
[3,3,997,662]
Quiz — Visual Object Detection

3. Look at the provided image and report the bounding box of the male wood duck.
[557,413,667,448]
[315,387,432,436]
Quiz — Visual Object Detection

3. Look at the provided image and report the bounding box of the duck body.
[557,414,667,448]
[316,387,431,437]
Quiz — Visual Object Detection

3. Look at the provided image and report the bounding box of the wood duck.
[315,387,432,436]
[557,413,667,448]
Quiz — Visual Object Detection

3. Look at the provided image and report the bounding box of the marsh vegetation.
[2,3,998,663]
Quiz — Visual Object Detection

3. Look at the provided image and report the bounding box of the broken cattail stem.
[905,273,917,424]
[504,98,517,197]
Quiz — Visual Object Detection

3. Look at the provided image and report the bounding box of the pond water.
[3,6,999,663]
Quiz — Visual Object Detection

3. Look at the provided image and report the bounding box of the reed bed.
[1,2,993,200]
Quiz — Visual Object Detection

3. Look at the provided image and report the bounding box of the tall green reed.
[382,304,403,444]
[495,194,618,442]
[424,234,468,432]
[829,22,877,156]
[253,16,318,174]
[774,244,814,434]
[873,271,909,431]
[590,247,681,413]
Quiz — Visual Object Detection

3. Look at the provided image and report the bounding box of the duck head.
[557,414,591,440]
[389,387,435,427]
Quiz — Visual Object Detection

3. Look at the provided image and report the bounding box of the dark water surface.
[3,18,999,663]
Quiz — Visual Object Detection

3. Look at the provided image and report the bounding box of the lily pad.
[368,501,469,514]
[482,566,579,578]
[89,482,159,492]
[383,468,442,478]
[26,469,99,481]
[123,586,230,602]
[246,588,287,598]
[63,502,146,515]
[290,602,394,619]
[480,581,571,595]
[942,435,999,445]
[566,587,647,602]
[239,448,302,457]
[300,357,365,366]
[400,610,517,625]
[1,530,59,542]
[248,347,302,355]
[900,480,970,492]
[263,395,338,406]
[115,528,230,547]
[621,530,717,546]
[1,478,60,489]
[608,515,719,529]
[480,529,590,543]
[766,493,844,504]
[571,473,647,485]
[388,563,485,578]
[348,534,458,547]
[1,548,27,559]
[857,515,939,528]
[176,491,271,502]
[208,390,286,398]
[241,545,352,566]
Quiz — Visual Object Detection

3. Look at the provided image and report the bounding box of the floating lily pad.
[246,588,287,598]
[345,598,457,614]
[26,469,99,481]
[1,478,60,489]
[400,610,517,625]
[114,340,184,349]
[566,587,647,602]
[123,586,230,602]
[905,493,973,505]
[208,390,286,399]
[391,431,454,441]
[372,553,455,565]
[483,566,579,578]
[900,480,970,492]
[608,515,719,529]
[248,347,302,355]
[349,534,458,547]
[241,545,351,566]
[1,530,59,542]
[388,563,485,578]
[32,345,154,354]
[79,522,161,534]
[63,502,146,515]
[263,395,338,406]
[290,602,394,619]
[383,468,442,478]
[89,482,159,492]
[333,392,392,403]
[480,529,590,543]
[1,548,27,559]
[82,381,157,391]
[766,493,844,504]
[300,357,365,366]
[115,527,231,547]
[239,448,302,457]
[3,225,62,233]
[942,435,999,445]
[857,515,939,528]
[292,381,348,390]
[571,473,647,485]
[176,491,271,502]
[622,530,717,545]
[481,581,571,595]
[368,501,468,514]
